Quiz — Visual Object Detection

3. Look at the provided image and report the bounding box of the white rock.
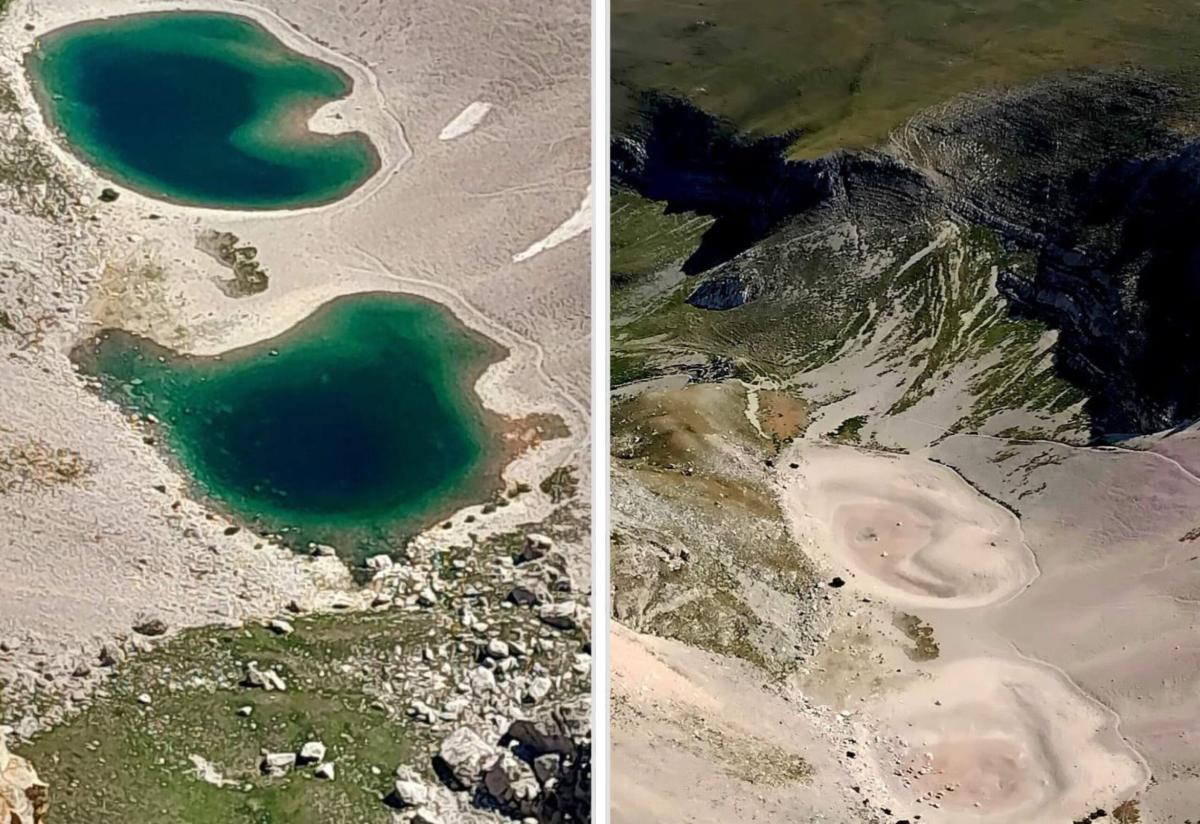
[524,676,552,704]
[298,741,326,765]
[392,765,429,806]
[436,727,495,790]
[366,554,393,572]
[261,752,296,775]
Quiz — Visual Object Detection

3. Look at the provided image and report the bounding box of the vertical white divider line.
[590,0,611,817]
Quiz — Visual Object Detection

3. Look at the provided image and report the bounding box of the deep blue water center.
[73,294,506,559]
[30,11,379,208]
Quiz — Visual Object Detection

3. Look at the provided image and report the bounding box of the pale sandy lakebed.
[776,442,1148,823]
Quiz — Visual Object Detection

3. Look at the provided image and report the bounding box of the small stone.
[486,639,510,659]
[98,643,125,667]
[243,662,286,691]
[237,706,253,717]
[132,618,168,637]
[136,693,152,705]
[314,762,335,780]
[506,586,540,607]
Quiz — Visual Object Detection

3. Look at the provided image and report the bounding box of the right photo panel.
[610,3,1200,822]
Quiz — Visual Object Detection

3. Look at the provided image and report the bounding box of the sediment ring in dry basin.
[858,657,1147,822]
[781,445,1038,609]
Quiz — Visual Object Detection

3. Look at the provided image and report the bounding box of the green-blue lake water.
[29,11,379,209]
[73,294,506,560]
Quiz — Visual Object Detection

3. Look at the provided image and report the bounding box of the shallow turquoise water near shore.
[73,294,506,560]
[29,11,379,208]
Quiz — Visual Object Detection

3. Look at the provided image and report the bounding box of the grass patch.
[611,187,713,281]
[539,465,580,504]
[20,528,585,824]
[615,0,1200,157]
[893,613,939,662]
[828,415,867,445]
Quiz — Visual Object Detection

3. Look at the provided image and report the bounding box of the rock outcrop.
[616,70,1200,437]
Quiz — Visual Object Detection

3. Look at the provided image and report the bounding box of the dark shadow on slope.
[612,93,831,275]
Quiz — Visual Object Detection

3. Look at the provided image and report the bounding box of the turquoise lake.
[29,11,379,209]
[73,294,507,560]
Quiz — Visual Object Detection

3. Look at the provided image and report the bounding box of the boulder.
[532,753,561,785]
[260,752,296,776]
[433,727,494,791]
[537,602,577,630]
[482,751,540,816]
[365,554,393,572]
[518,533,553,563]
[504,720,575,758]
[314,762,335,781]
[524,676,552,704]
[390,766,428,807]
[297,741,325,765]
[506,586,541,607]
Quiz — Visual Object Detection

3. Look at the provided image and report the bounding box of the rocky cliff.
[615,71,1200,437]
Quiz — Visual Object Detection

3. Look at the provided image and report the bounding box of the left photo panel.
[0,0,592,822]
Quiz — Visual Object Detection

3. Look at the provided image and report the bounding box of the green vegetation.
[614,0,1200,157]
[611,384,820,676]
[27,618,411,823]
[613,215,1089,439]
[0,433,92,493]
[20,528,583,824]
[1113,799,1142,823]
[676,710,811,786]
[539,465,580,504]
[0,74,77,218]
[828,415,867,445]
[611,188,713,282]
[197,230,269,298]
[894,613,939,662]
